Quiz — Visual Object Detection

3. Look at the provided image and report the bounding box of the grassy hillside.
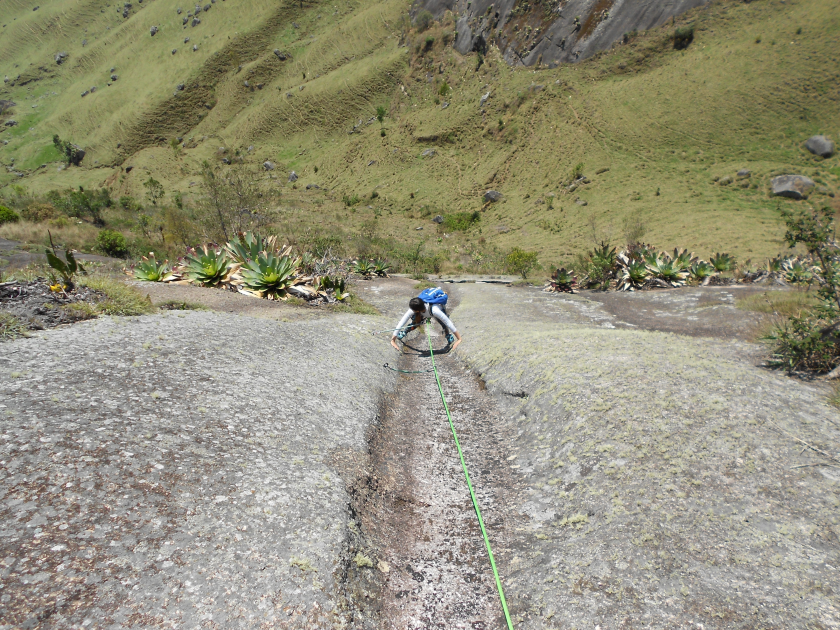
[1,0,838,271]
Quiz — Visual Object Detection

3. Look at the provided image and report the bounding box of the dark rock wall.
[413,0,711,66]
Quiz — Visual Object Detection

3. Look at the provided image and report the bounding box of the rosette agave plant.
[239,252,301,299]
[617,257,649,291]
[181,245,238,287]
[132,253,176,282]
[710,252,737,272]
[547,267,578,293]
[646,252,688,287]
[225,231,279,264]
[688,261,715,283]
[353,259,375,278]
[373,259,390,277]
[782,257,815,285]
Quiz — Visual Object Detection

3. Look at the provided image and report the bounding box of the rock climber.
[391,288,462,351]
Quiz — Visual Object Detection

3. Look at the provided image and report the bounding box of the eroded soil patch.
[0,279,105,331]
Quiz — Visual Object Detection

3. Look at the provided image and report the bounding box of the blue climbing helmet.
[417,287,448,306]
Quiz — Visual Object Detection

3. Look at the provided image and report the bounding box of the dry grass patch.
[736,289,820,317]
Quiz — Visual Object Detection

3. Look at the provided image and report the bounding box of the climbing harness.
[424,325,515,630]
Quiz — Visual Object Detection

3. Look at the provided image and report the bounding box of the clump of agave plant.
[237,250,301,300]
[373,259,390,277]
[132,253,177,282]
[126,231,354,304]
[181,244,239,287]
[545,267,578,293]
[353,259,376,278]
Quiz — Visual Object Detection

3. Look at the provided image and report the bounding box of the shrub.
[96,229,130,258]
[767,207,840,373]
[0,205,21,225]
[376,105,386,123]
[343,194,361,207]
[414,9,434,32]
[438,81,451,96]
[119,195,139,211]
[424,36,435,51]
[442,211,480,231]
[506,247,539,279]
[21,203,57,223]
[674,25,694,50]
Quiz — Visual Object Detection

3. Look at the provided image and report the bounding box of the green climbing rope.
[382,362,434,374]
[426,325,515,630]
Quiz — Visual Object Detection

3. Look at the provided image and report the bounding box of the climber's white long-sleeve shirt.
[394,304,457,335]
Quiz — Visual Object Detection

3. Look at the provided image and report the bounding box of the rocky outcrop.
[771,175,815,200]
[417,0,711,67]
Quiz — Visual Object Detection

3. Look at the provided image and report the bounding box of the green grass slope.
[1,0,838,269]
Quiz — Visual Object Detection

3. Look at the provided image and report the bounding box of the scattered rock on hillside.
[263,161,275,171]
[288,171,298,182]
[191,18,200,26]
[55,52,68,65]
[737,169,751,179]
[122,4,130,18]
[182,16,188,24]
[243,80,250,88]
[306,184,320,190]
[273,49,287,60]
[805,135,835,158]
[177,83,185,91]
[150,26,159,36]
[90,86,97,93]
[194,4,201,13]
[110,73,118,81]
[172,49,177,54]
[441,101,449,109]
[81,90,89,97]
[718,175,733,186]
[484,190,502,202]
[184,37,190,43]
[575,198,588,206]
[421,149,435,157]
[433,215,443,224]
[193,45,198,51]
[479,91,491,107]
[771,174,815,200]
[177,7,182,13]
[203,3,211,10]
[4,120,18,127]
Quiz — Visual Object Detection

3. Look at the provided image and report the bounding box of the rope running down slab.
[424,325,515,630]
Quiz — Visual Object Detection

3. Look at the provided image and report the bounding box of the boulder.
[193,45,198,51]
[110,73,118,81]
[69,145,85,166]
[172,48,177,54]
[575,198,588,206]
[90,86,97,93]
[150,25,159,36]
[273,49,287,60]
[203,3,211,11]
[718,175,733,186]
[771,175,815,200]
[182,16,188,24]
[479,91,491,107]
[737,169,751,179]
[4,120,18,127]
[55,52,68,65]
[421,149,435,157]
[263,161,275,171]
[441,101,449,109]
[191,17,200,26]
[432,215,444,224]
[305,183,321,190]
[288,171,298,182]
[484,190,502,202]
[177,83,185,91]
[177,7,182,13]
[81,90,89,97]
[805,135,835,158]
[184,37,190,43]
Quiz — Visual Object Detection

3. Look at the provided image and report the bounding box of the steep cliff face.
[413,0,710,65]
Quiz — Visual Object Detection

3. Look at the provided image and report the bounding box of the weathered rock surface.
[262,161,275,170]
[0,311,393,627]
[54,52,68,65]
[288,171,298,182]
[771,174,815,199]
[805,135,835,158]
[484,189,502,202]
[421,0,711,67]
[432,215,444,223]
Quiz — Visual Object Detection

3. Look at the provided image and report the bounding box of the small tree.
[376,105,386,124]
[143,177,165,207]
[506,247,539,279]
[769,207,840,373]
[52,134,83,166]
